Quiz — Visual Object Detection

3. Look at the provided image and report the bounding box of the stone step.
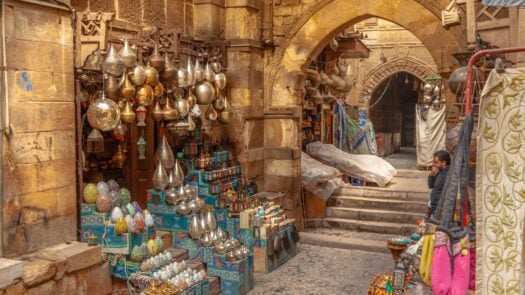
[396,169,430,178]
[326,207,424,224]
[328,196,428,212]
[333,185,429,201]
[306,218,417,235]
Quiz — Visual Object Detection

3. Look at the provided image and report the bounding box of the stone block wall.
[2,1,77,258]
[0,242,111,295]
[272,0,322,46]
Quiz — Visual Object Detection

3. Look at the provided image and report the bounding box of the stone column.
[223,0,266,192]
[193,0,225,38]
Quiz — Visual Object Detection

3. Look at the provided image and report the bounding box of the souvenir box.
[207,254,254,295]
[108,255,140,280]
[253,224,297,273]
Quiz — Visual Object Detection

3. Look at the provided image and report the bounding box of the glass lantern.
[137,132,147,160]
[393,260,406,293]
[136,106,148,127]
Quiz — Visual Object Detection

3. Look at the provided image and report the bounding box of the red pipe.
[465,47,525,114]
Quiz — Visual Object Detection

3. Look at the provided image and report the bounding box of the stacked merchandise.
[147,138,257,294]
[237,193,299,273]
[79,180,158,279]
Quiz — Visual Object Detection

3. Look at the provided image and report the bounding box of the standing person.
[427,150,451,218]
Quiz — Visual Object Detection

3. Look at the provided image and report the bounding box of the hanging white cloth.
[416,106,447,168]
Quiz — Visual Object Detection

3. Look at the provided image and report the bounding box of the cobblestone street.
[249,244,393,295]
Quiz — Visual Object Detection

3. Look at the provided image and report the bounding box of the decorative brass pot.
[195,81,216,105]
[144,62,160,87]
[135,85,154,106]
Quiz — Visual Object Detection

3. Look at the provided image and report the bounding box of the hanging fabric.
[481,0,525,7]
[333,101,377,155]
[476,68,525,294]
[416,105,447,168]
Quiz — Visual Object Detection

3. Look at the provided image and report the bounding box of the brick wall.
[2,1,77,257]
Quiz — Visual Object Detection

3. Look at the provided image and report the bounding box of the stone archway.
[360,56,438,100]
[263,0,465,224]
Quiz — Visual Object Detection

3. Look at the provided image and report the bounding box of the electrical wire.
[368,75,393,110]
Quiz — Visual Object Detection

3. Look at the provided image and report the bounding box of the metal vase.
[189,214,202,239]
[154,136,175,170]
[149,43,165,71]
[205,211,217,231]
[161,53,177,81]
[103,43,125,77]
[152,161,168,191]
[119,39,137,68]
[194,58,204,82]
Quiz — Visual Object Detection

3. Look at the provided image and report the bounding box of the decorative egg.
[131,245,143,262]
[155,236,165,252]
[119,188,131,206]
[110,190,120,208]
[144,213,155,227]
[132,201,142,214]
[120,206,129,217]
[96,192,112,213]
[83,184,98,204]
[134,212,145,231]
[107,179,119,192]
[126,215,137,233]
[147,239,158,256]
[111,207,124,223]
[96,181,110,195]
[143,209,151,216]
[140,243,150,259]
[115,217,127,234]
[126,203,136,217]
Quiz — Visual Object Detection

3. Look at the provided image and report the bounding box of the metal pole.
[465,47,525,114]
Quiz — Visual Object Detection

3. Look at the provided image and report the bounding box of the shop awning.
[333,36,371,59]
[481,0,525,6]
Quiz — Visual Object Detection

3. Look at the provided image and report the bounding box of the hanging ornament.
[119,39,137,68]
[87,129,104,153]
[136,106,148,127]
[211,59,222,73]
[173,159,185,186]
[102,43,125,77]
[120,100,136,124]
[112,121,128,141]
[187,56,196,86]
[104,75,122,101]
[119,72,136,98]
[151,98,164,121]
[177,65,189,88]
[204,62,214,82]
[149,43,165,72]
[162,97,179,121]
[213,93,226,111]
[214,72,227,90]
[152,160,169,191]
[144,62,160,87]
[174,93,190,117]
[218,96,233,124]
[194,58,204,82]
[112,144,127,168]
[130,62,146,86]
[206,104,218,121]
[135,85,154,106]
[186,89,197,109]
[87,91,121,131]
[161,53,176,81]
[195,81,216,105]
[154,136,175,169]
[137,133,147,160]
[190,104,201,118]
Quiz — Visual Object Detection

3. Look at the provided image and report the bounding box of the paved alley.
[249,243,393,295]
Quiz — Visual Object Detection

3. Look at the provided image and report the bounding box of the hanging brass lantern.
[119,72,136,98]
[149,43,165,72]
[151,98,164,121]
[204,62,214,82]
[112,144,127,168]
[135,85,154,106]
[120,100,136,124]
[144,62,160,87]
[218,97,233,124]
[194,58,204,82]
[102,43,125,77]
[162,97,179,121]
[119,39,137,68]
[161,53,177,81]
[87,92,121,131]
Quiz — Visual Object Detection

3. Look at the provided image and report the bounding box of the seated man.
[427,150,450,218]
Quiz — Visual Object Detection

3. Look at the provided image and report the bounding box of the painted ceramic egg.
[110,207,124,223]
[126,203,136,217]
[96,193,112,213]
[144,213,155,227]
[140,243,150,259]
[107,179,119,192]
[96,181,110,195]
[134,212,145,231]
[154,236,165,252]
[115,217,127,235]
[109,190,120,209]
[132,201,142,214]
[131,245,143,262]
[118,188,131,206]
[125,215,137,233]
[83,184,98,204]
[147,239,158,256]
[143,209,150,216]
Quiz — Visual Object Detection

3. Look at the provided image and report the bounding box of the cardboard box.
[80,204,110,224]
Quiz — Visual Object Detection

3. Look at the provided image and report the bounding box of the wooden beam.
[467,0,477,44]
[477,18,510,30]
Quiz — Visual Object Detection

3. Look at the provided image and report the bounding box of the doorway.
[368,72,420,158]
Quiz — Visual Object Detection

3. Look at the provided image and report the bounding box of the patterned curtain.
[481,0,525,7]
[476,68,525,294]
